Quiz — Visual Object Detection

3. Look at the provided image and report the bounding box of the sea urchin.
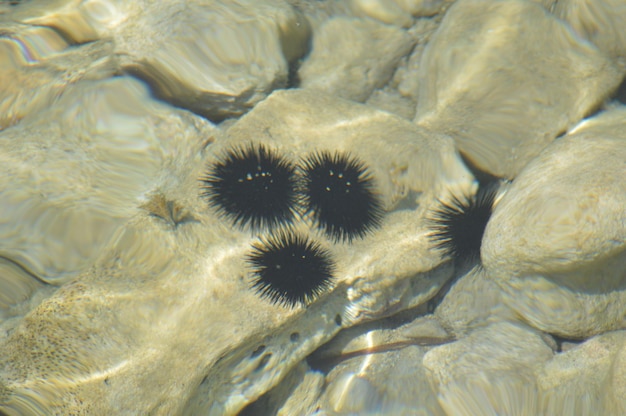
[428,183,499,264]
[300,151,383,242]
[247,231,335,308]
[200,143,298,231]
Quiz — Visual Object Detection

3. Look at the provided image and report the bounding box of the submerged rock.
[0,88,470,415]
[482,106,626,338]
[1,1,625,414]
[0,25,116,130]
[424,321,553,414]
[0,76,214,293]
[415,0,622,178]
[12,0,310,120]
[555,0,626,71]
[298,17,414,103]
[537,331,626,414]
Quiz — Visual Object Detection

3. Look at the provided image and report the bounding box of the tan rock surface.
[0,24,116,130]
[2,1,625,413]
[0,88,469,415]
[12,0,310,120]
[415,0,622,178]
[298,17,414,103]
[555,0,626,70]
[482,106,626,338]
[424,321,554,414]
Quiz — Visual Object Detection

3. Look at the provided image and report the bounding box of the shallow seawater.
[1,0,626,415]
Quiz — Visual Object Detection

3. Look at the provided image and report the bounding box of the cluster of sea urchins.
[200,142,498,308]
[200,143,382,308]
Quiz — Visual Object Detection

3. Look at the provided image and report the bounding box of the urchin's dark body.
[247,232,335,307]
[428,183,498,263]
[300,151,383,242]
[200,144,298,231]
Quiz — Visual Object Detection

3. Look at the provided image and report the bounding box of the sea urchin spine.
[428,182,499,264]
[247,231,335,308]
[300,151,383,242]
[200,143,298,231]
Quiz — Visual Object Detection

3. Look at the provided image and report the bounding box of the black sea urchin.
[200,144,298,231]
[247,232,335,307]
[428,183,499,264]
[300,151,383,242]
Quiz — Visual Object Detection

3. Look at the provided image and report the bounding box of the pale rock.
[0,88,468,415]
[394,32,430,105]
[12,0,310,120]
[0,259,47,322]
[238,362,325,416]
[326,372,382,413]
[434,267,516,336]
[319,345,444,414]
[298,17,414,103]
[114,0,310,120]
[300,314,451,414]
[424,321,553,387]
[481,107,626,338]
[0,76,215,286]
[424,321,553,414]
[555,0,626,70]
[366,87,417,119]
[394,0,446,17]
[537,331,626,414]
[275,364,325,416]
[415,0,622,178]
[436,374,541,415]
[308,313,451,368]
[12,0,106,43]
[226,89,473,210]
[349,0,414,27]
[394,18,439,102]
[364,19,439,119]
[607,334,626,415]
[0,25,116,130]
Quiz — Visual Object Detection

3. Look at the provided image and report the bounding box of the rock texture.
[482,106,626,338]
[298,17,414,103]
[13,0,310,120]
[1,0,625,414]
[415,0,622,178]
[0,86,469,414]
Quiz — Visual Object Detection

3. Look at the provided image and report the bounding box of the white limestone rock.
[424,321,554,414]
[537,331,626,414]
[607,333,626,415]
[434,267,516,337]
[393,0,446,17]
[415,0,622,178]
[298,17,415,103]
[349,0,414,27]
[555,0,626,70]
[424,321,553,387]
[307,315,450,415]
[0,24,116,130]
[0,76,215,286]
[12,0,310,120]
[0,88,469,415]
[481,106,626,338]
[322,347,444,415]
